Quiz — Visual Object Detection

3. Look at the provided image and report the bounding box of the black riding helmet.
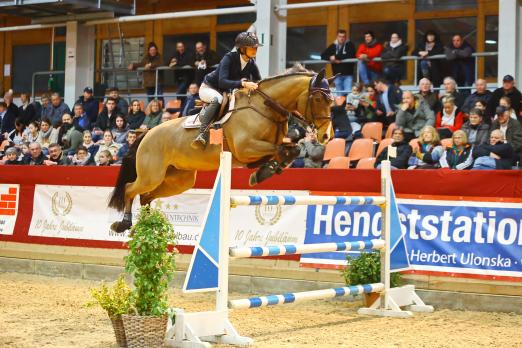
[235,32,263,48]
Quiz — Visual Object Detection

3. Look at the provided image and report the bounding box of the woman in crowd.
[474,100,487,113]
[38,118,59,153]
[461,108,490,146]
[82,130,99,158]
[415,78,440,114]
[115,131,137,164]
[24,121,41,144]
[140,99,162,130]
[97,150,113,166]
[408,125,443,169]
[374,128,412,169]
[472,129,514,170]
[111,115,130,144]
[435,96,464,138]
[381,33,408,84]
[71,145,95,166]
[127,99,146,130]
[9,118,26,146]
[94,130,120,164]
[439,130,474,170]
[413,30,444,86]
[2,147,22,165]
[128,42,164,102]
[355,85,379,126]
[498,96,518,120]
[395,91,435,142]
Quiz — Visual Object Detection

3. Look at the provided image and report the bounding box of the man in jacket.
[0,98,16,139]
[415,78,440,114]
[194,41,219,86]
[22,142,47,165]
[396,91,435,141]
[486,75,522,121]
[18,92,37,126]
[107,87,129,117]
[472,129,514,170]
[169,41,194,97]
[129,42,164,102]
[356,31,383,84]
[374,78,402,125]
[444,34,475,88]
[462,79,492,114]
[491,106,522,167]
[321,29,356,97]
[46,143,72,166]
[48,92,71,127]
[76,87,99,124]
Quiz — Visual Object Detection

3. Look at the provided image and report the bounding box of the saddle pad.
[183,92,236,129]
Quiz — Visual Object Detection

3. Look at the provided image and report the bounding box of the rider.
[191,32,263,150]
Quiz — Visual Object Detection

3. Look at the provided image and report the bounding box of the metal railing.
[31,70,65,100]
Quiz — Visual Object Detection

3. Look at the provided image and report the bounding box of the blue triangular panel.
[389,181,410,272]
[185,249,219,290]
[198,177,221,263]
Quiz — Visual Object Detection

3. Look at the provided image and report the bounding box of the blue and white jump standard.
[165,152,433,348]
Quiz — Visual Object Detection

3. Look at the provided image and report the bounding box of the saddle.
[183,92,235,129]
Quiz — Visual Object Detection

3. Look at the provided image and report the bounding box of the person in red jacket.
[356,31,383,84]
[435,96,464,138]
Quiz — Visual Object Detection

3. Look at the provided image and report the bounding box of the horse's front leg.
[248,143,301,186]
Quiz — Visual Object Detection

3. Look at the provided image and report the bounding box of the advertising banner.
[0,184,20,236]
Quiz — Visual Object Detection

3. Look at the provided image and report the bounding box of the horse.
[108,68,334,232]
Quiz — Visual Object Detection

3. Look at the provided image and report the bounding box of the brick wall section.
[0,187,17,216]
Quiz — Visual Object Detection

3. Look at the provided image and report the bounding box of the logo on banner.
[255,205,282,225]
[0,185,20,236]
[51,192,73,216]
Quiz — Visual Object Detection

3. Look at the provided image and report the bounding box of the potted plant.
[122,206,176,348]
[86,274,133,347]
[341,251,401,306]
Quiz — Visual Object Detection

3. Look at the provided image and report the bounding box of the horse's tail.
[108,132,147,212]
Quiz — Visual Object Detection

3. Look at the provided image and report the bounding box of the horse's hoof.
[110,221,132,233]
[249,172,258,187]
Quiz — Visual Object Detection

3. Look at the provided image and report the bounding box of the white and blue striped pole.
[230,195,385,207]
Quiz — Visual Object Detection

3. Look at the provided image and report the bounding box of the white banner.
[0,184,20,236]
[29,185,309,247]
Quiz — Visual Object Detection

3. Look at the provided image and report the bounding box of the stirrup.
[191,133,208,150]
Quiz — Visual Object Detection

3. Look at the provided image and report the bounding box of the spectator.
[58,113,83,155]
[330,96,352,139]
[486,75,522,121]
[82,130,99,158]
[37,118,59,152]
[97,149,113,166]
[8,118,25,146]
[491,106,522,166]
[375,128,412,169]
[0,98,17,137]
[290,127,325,168]
[46,143,71,165]
[115,131,137,164]
[4,90,19,120]
[408,125,443,169]
[194,41,219,86]
[95,130,120,164]
[415,78,440,113]
[472,129,514,170]
[71,145,95,166]
[76,87,98,125]
[499,96,518,120]
[413,30,444,86]
[435,96,464,138]
[3,147,22,165]
[355,85,379,126]
[374,78,402,125]
[161,111,174,123]
[321,29,356,96]
[439,130,474,170]
[127,100,146,129]
[22,142,47,165]
[140,99,162,130]
[24,121,41,144]
[346,83,364,123]
[441,77,465,109]
[47,92,71,127]
[107,87,129,117]
[95,97,119,134]
[169,41,194,97]
[18,92,37,126]
[129,42,164,102]
[356,31,383,84]
[396,91,435,141]
[461,108,490,146]
[180,83,200,116]
[112,115,130,144]
[381,33,408,85]
[40,94,52,119]
[474,100,487,113]
[444,34,475,88]
[72,103,91,132]
[461,79,492,114]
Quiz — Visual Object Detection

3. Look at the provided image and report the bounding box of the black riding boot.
[191,99,221,150]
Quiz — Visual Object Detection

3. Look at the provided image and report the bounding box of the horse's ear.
[314,68,326,87]
[327,73,340,85]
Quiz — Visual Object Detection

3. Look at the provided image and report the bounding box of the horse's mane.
[258,63,315,87]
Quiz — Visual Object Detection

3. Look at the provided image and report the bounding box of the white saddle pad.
[183,93,236,129]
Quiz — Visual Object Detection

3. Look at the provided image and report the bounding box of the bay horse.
[108,69,334,232]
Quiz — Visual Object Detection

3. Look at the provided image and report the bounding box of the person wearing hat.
[491,105,522,167]
[190,32,262,150]
[76,87,99,126]
[486,75,522,122]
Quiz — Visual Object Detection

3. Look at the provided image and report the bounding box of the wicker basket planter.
[110,315,128,348]
[122,314,168,348]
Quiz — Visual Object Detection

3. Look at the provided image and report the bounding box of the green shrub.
[86,274,134,317]
[125,206,176,316]
[341,251,401,288]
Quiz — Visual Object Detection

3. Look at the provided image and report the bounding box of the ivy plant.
[86,274,134,317]
[342,251,401,288]
[125,206,176,316]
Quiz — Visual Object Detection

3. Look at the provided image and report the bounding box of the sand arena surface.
[1,272,522,348]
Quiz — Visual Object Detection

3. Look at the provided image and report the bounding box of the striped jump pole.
[230,195,385,207]
[229,239,385,258]
[229,283,385,310]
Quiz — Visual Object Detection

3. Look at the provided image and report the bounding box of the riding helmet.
[235,32,263,48]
